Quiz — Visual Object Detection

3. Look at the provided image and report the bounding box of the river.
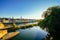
[11,26,48,40]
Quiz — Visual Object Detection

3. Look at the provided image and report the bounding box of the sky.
[0,0,60,19]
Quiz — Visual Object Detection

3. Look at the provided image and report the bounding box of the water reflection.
[12,26,48,40]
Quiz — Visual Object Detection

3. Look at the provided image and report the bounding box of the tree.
[38,6,60,40]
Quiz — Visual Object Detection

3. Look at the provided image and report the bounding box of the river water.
[11,26,48,40]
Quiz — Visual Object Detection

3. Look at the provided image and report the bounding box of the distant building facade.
[0,18,37,23]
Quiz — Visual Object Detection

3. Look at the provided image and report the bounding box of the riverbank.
[1,32,19,40]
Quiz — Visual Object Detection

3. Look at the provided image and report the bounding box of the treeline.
[38,6,60,40]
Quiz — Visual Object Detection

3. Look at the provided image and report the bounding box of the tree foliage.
[38,6,60,40]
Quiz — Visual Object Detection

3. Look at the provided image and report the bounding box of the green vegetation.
[20,24,38,29]
[38,6,60,40]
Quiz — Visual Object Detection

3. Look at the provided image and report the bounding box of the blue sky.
[0,0,60,19]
